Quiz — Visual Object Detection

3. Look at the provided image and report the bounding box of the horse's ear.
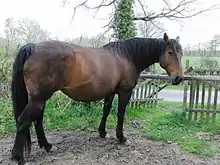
[176,36,180,42]
[163,33,169,42]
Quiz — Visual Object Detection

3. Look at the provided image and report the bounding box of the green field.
[152,56,220,73]
[0,93,219,158]
[182,56,220,69]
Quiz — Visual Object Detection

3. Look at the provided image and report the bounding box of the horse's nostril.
[175,76,183,83]
[171,75,183,85]
[175,76,179,82]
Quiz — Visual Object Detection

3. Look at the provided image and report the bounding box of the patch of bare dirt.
[0,129,219,165]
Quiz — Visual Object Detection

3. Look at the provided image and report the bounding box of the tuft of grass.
[166,84,184,90]
[0,100,15,134]
[126,101,220,157]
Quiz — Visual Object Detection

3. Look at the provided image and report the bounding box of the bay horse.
[11,33,183,164]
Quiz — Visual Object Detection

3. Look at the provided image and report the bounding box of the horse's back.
[22,40,137,101]
[22,40,121,100]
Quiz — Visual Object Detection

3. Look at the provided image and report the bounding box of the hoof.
[99,131,107,138]
[118,136,127,143]
[18,159,26,165]
[11,154,25,165]
[45,143,52,153]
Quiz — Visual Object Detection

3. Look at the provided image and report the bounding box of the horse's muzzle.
[171,75,183,85]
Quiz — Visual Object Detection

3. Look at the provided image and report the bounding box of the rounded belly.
[61,81,116,101]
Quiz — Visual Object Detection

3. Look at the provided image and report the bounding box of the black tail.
[11,43,36,155]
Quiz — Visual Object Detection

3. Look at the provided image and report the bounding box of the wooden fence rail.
[139,74,220,122]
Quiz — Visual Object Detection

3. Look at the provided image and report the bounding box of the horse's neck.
[134,39,163,72]
[137,55,159,73]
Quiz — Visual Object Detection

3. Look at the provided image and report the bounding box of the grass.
[0,94,219,158]
[152,55,220,73]
[127,101,220,157]
[165,84,184,90]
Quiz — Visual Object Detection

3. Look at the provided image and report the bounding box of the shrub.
[0,57,13,99]
[0,49,5,56]
[199,57,219,69]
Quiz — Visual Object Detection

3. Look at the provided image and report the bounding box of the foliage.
[184,34,220,57]
[199,57,219,70]
[112,0,137,40]
[4,17,51,55]
[0,57,13,99]
[149,55,220,74]
[66,33,109,47]
[0,49,5,56]
[0,92,110,134]
[0,57,13,83]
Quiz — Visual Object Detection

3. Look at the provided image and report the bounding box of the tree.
[4,18,18,56]
[63,0,219,28]
[112,0,137,40]
[208,34,220,56]
[4,17,51,55]
[137,20,166,38]
[66,33,109,47]
[183,44,191,56]
[16,18,51,44]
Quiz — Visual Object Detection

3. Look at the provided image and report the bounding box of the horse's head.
[159,33,183,85]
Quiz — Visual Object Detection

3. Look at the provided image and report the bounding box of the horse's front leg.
[116,91,132,143]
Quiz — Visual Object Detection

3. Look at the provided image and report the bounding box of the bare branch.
[86,0,117,9]
[133,0,220,22]
[64,0,220,38]
[63,0,117,21]
[71,0,88,21]
[136,0,147,16]
[137,19,166,38]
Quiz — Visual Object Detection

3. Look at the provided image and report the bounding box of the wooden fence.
[182,77,220,122]
[139,74,220,122]
[129,78,164,109]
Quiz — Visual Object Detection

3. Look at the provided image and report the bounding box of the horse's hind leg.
[34,103,52,152]
[98,94,115,138]
[11,100,45,164]
[116,91,132,143]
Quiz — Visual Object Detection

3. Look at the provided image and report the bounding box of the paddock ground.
[0,129,219,165]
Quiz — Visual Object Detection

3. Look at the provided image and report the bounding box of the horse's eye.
[168,52,173,55]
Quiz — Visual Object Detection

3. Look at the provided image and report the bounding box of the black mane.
[103,37,166,72]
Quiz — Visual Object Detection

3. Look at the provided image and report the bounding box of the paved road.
[158,89,220,104]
